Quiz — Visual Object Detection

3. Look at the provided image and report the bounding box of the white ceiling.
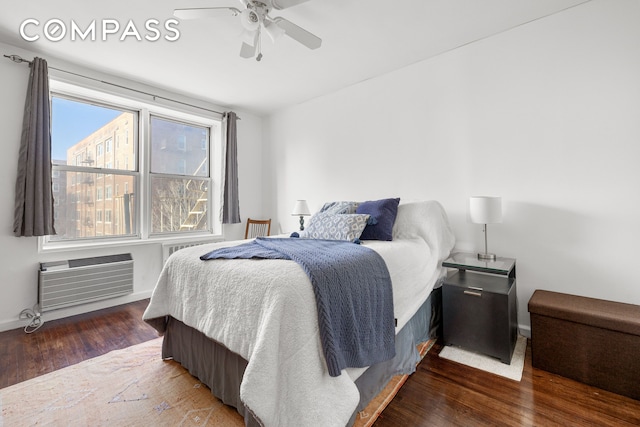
[0,0,590,116]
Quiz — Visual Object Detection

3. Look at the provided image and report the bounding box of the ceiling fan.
[174,0,322,61]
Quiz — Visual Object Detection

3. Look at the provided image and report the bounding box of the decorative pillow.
[319,201,359,215]
[301,212,370,242]
[356,198,401,241]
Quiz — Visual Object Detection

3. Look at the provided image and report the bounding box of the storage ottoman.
[528,290,640,400]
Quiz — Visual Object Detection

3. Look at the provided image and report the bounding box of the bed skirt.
[161,286,442,426]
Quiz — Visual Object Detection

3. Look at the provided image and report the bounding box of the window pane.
[50,170,137,240]
[151,177,208,233]
[150,116,208,176]
[52,97,136,171]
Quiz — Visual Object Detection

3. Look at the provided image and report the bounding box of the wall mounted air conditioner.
[38,253,133,312]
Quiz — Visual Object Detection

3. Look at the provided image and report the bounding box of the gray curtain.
[13,57,56,237]
[222,111,241,224]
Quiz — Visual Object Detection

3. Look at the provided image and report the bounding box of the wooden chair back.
[244,218,271,239]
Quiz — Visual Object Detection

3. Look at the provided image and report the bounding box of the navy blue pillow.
[356,198,400,241]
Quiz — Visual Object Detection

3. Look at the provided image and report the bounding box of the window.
[178,159,187,175]
[150,116,211,234]
[44,84,222,248]
[177,135,187,151]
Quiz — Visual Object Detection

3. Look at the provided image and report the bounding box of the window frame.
[148,113,214,237]
[40,79,224,252]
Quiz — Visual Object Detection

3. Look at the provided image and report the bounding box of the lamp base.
[477,252,497,261]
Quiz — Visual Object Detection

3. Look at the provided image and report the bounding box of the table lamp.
[291,200,311,231]
[469,196,502,261]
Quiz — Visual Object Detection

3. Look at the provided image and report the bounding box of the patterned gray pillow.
[319,201,359,215]
[302,212,370,242]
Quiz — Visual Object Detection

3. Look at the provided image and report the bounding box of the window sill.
[39,233,224,254]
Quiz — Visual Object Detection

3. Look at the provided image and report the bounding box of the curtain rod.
[4,54,236,118]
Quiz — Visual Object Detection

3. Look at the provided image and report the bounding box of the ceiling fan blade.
[239,42,256,58]
[239,32,259,58]
[173,7,241,20]
[272,17,321,50]
[239,42,257,58]
[271,0,311,10]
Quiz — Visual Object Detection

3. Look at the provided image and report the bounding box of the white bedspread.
[143,200,454,427]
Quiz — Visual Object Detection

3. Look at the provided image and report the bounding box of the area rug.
[0,337,434,426]
[438,335,527,381]
[0,337,244,427]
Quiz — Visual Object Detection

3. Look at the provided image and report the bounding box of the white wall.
[0,41,264,332]
[264,0,640,334]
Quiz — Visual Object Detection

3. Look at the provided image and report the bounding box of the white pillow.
[392,201,456,262]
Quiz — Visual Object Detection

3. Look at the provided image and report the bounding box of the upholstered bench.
[528,290,640,400]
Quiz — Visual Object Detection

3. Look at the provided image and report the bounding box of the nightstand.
[441,252,517,364]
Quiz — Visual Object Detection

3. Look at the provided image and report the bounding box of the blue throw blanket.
[200,237,396,377]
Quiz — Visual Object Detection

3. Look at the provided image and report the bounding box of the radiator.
[38,253,134,312]
[162,240,219,264]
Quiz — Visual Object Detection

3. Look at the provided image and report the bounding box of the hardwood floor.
[2,300,639,426]
[0,299,158,389]
[376,341,640,426]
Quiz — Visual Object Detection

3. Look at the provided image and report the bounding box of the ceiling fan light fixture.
[240,8,260,31]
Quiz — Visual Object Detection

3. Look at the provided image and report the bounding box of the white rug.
[438,335,527,381]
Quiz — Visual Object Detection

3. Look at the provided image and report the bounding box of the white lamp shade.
[469,196,502,224]
[291,200,311,216]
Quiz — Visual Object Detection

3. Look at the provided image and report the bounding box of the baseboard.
[0,290,153,333]
[518,324,531,339]
[1,293,535,338]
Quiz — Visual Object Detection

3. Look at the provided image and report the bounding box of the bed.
[143,200,455,427]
